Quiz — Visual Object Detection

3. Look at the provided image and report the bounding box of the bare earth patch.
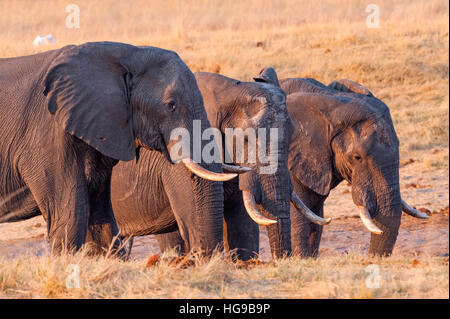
[1,164,447,261]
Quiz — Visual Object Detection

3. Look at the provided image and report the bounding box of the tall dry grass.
[0,0,448,166]
[0,249,448,298]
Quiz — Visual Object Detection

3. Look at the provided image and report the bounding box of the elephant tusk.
[182,158,238,181]
[401,200,429,219]
[290,191,332,225]
[358,206,383,234]
[242,191,278,226]
[221,163,252,174]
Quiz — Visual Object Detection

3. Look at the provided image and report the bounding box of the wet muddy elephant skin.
[0,41,214,256]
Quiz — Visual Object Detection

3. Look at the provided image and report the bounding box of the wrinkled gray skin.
[257,69,402,257]
[121,71,295,260]
[111,135,224,256]
[199,71,294,260]
[0,42,208,256]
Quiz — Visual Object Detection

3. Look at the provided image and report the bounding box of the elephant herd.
[0,41,428,262]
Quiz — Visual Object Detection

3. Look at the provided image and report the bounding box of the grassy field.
[0,250,448,298]
[0,0,448,298]
[1,0,448,166]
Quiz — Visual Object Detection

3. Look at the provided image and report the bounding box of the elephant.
[111,137,248,256]
[117,70,329,260]
[253,67,428,257]
[0,41,237,256]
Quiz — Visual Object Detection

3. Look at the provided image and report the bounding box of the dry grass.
[0,0,448,166]
[0,250,448,298]
[0,0,448,298]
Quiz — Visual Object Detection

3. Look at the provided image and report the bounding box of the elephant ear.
[253,67,281,87]
[42,43,135,161]
[287,93,334,196]
[328,79,373,97]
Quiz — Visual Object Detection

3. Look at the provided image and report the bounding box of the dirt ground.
[0,161,448,261]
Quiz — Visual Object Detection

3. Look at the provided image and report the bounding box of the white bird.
[33,34,56,46]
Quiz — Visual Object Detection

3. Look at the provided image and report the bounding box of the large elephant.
[254,67,428,257]
[111,134,245,256]
[131,70,328,260]
[0,41,235,256]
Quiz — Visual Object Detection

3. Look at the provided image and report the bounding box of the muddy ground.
[0,162,448,261]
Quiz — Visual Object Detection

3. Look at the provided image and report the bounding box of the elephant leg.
[308,202,324,257]
[291,205,310,257]
[290,174,326,257]
[125,236,134,260]
[22,169,90,255]
[85,175,125,258]
[224,202,259,261]
[156,231,186,256]
[291,201,325,257]
[291,202,323,257]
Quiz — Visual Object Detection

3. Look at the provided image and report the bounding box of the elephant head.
[278,76,427,256]
[194,69,328,258]
[42,41,236,182]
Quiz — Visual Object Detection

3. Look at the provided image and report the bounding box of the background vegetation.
[0,0,448,298]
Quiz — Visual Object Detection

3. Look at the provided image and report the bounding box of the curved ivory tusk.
[290,191,332,225]
[222,163,252,174]
[182,158,237,181]
[242,191,278,226]
[358,206,383,234]
[401,200,429,219]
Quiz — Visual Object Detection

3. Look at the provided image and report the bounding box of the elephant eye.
[166,100,176,111]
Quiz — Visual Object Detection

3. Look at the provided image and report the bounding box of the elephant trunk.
[238,158,295,258]
[369,205,402,256]
[181,118,226,254]
[155,171,224,257]
[266,215,292,259]
[258,178,293,259]
[365,186,402,257]
[356,203,402,256]
[187,162,225,255]
[352,160,402,256]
